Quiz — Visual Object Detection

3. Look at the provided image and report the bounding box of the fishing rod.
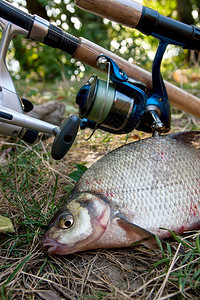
[74,0,200,135]
[76,0,200,50]
[74,0,200,118]
[0,0,200,117]
[0,0,199,156]
[0,0,81,160]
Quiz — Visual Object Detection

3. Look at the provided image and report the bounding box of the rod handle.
[75,0,143,28]
[75,0,200,50]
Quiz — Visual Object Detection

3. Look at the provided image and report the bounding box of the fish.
[42,131,200,255]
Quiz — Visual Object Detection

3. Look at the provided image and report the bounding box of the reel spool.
[76,59,148,134]
[76,49,170,136]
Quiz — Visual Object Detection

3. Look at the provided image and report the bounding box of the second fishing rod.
[0,0,200,120]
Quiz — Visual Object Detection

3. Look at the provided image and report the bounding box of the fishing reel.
[0,18,79,160]
[76,41,171,136]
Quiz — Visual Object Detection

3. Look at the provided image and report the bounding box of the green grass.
[152,233,200,298]
[0,129,199,299]
[0,76,200,299]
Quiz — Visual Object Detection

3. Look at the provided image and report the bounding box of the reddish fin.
[116,216,159,249]
[171,131,200,144]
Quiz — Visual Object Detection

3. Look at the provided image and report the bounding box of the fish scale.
[43,132,200,255]
[75,134,200,236]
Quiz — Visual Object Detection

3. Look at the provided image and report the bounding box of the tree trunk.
[26,0,49,20]
[176,0,199,64]
[176,0,193,24]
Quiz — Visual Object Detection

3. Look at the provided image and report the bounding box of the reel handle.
[51,114,80,160]
[0,105,80,159]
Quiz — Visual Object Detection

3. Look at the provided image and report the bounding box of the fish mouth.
[42,236,60,254]
[42,235,76,255]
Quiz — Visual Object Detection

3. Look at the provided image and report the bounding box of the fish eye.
[58,213,74,229]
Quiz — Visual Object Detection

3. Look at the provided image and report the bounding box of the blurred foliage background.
[5,0,200,83]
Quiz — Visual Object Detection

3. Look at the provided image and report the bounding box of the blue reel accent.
[142,39,170,132]
[97,54,147,100]
[77,36,171,134]
[97,49,170,133]
[76,84,90,108]
[96,55,149,133]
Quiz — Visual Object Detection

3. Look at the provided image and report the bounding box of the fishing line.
[84,60,111,140]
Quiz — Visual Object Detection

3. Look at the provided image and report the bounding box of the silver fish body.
[43,132,200,255]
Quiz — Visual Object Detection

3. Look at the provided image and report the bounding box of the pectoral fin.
[116,215,159,249]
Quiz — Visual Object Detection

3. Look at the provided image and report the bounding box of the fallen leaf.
[0,215,15,233]
[27,101,66,126]
[0,147,12,165]
[173,70,189,84]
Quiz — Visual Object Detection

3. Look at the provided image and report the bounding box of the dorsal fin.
[171,131,200,145]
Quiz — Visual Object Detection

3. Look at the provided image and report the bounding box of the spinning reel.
[0,18,79,160]
[1,0,197,159]
[0,14,171,162]
[0,13,171,164]
[76,41,170,136]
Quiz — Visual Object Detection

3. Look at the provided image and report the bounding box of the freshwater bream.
[43,132,200,255]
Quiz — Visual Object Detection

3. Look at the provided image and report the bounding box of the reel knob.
[51,114,80,160]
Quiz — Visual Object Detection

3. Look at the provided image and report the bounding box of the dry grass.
[0,127,200,300]
[0,77,200,299]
